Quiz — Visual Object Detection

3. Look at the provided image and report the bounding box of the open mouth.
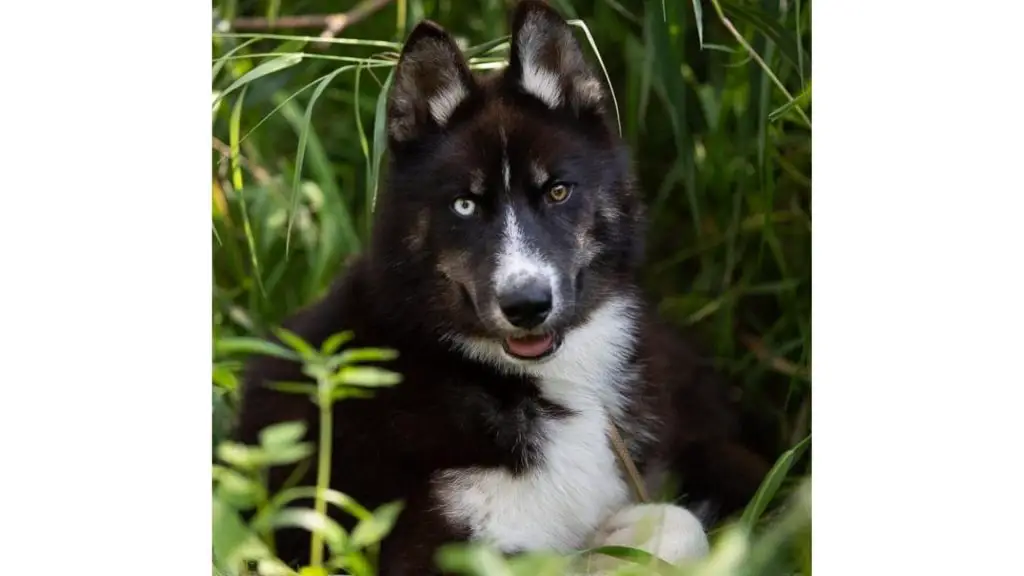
[502,332,562,361]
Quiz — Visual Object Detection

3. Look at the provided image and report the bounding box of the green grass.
[212,1,812,574]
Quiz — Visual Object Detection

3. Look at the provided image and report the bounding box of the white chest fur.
[433,398,629,551]
[440,297,641,552]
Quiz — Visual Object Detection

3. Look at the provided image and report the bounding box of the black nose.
[498,280,553,329]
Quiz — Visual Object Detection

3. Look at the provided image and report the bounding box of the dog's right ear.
[505,0,606,116]
[387,21,476,144]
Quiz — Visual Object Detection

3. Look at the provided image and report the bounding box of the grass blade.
[741,434,811,528]
[708,0,811,127]
[645,0,699,232]
[720,0,808,76]
[690,0,705,48]
[229,86,265,298]
[237,73,328,149]
[214,52,395,66]
[796,0,806,88]
[462,36,511,59]
[273,95,360,298]
[214,31,402,50]
[581,546,679,575]
[769,80,811,123]
[211,36,260,82]
[215,53,303,111]
[369,69,394,217]
[568,19,621,137]
[353,62,373,240]
[285,65,353,258]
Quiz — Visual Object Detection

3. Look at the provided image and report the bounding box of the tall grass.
[212,1,811,574]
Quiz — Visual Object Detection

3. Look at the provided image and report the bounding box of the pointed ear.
[505,0,606,114]
[387,21,476,143]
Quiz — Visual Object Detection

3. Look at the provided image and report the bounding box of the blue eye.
[452,197,477,217]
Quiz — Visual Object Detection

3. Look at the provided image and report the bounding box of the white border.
[2,1,209,573]
[0,0,1023,575]
[813,0,1024,574]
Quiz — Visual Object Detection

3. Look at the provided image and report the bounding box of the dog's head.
[370,0,646,366]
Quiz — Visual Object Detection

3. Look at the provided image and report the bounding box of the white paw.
[581,503,709,575]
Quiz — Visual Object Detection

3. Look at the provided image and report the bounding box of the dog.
[233,1,769,574]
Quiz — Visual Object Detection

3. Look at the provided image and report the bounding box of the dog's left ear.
[387,21,476,144]
[505,0,606,115]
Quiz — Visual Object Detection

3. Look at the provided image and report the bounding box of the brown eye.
[546,183,571,204]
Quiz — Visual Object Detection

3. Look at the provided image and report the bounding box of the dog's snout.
[498,278,552,329]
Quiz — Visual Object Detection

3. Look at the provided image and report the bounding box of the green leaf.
[264,443,315,466]
[350,501,404,549]
[330,387,376,401]
[273,328,318,359]
[213,465,266,510]
[741,434,811,528]
[336,347,399,366]
[326,553,374,576]
[332,366,402,388]
[216,442,266,470]
[580,546,679,575]
[268,508,349,555]
[686,525,751,575]
[321,331,355,355]
[212,389,233,451]
[216,337,298,361]
[213,498,295,576]
[268,381,318,396]
[506,552,574,576]
[435,543,515,576]
[258,421,307,450]
[217,439,311,469]
[255,487,374,529]
[212,363,240,391]
[215,54,303,110]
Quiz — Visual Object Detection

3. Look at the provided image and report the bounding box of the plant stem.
[310,373,334,568]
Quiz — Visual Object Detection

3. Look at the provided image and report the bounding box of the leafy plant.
[212,331,403,576]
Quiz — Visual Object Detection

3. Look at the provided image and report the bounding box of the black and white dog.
[236,1,768,573]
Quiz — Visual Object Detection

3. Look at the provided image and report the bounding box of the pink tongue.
[505,334,554,358]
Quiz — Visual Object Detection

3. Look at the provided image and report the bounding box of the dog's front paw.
[582,503,709,574]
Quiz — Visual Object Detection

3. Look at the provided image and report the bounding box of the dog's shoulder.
[634,309,740,438]
[632,308,769,516]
